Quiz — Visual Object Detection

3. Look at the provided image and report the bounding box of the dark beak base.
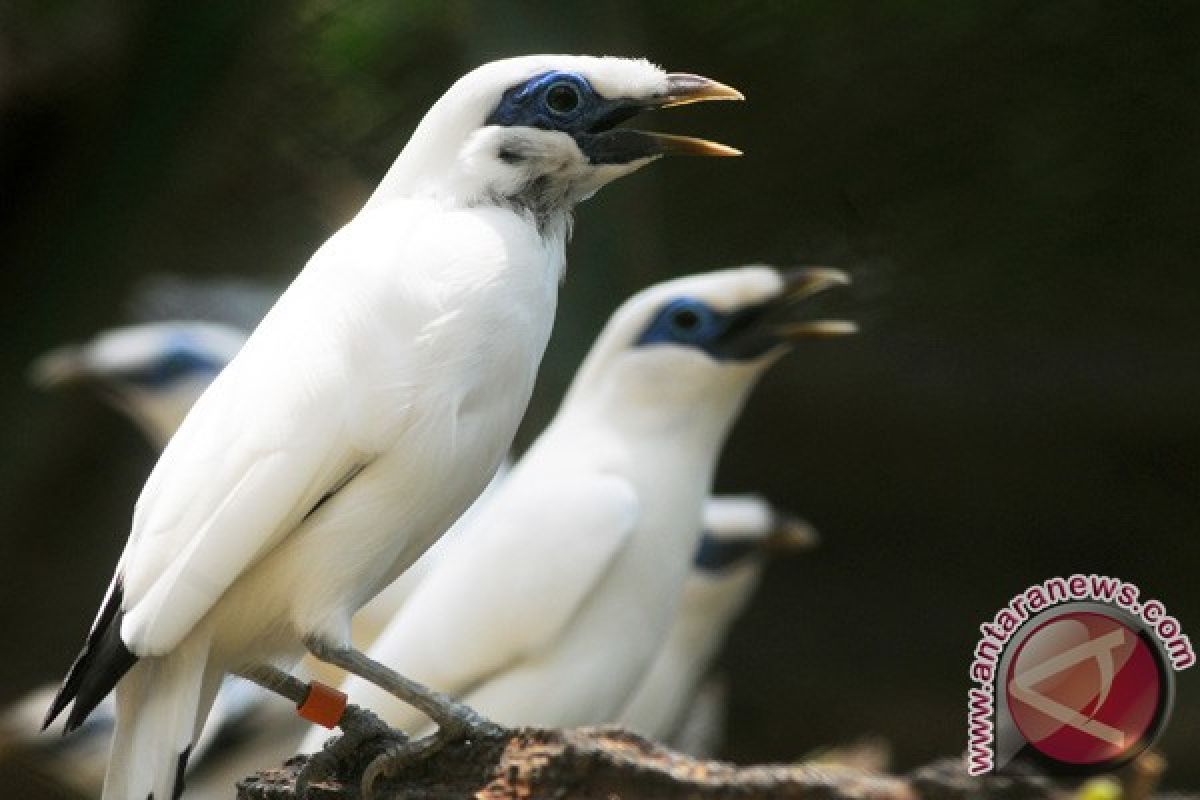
[711,268,857,360]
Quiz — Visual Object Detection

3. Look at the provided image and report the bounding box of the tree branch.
[234,726,1066,800]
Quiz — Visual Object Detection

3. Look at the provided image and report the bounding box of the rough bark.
[234,727,1077,800]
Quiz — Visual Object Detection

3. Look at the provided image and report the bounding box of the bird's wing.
[368,473,639,699]
[116,225,427,656]
[119,334,364,655]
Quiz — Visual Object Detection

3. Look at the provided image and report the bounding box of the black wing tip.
[42,635,98,732]
[44,575,138,734]
[41,692,69,732]
[63,622,137,732]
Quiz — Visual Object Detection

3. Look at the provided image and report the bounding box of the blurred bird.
[29,322,247,448]
[43,54,742,800]
[301,266,854,786]
[617,494,819,754]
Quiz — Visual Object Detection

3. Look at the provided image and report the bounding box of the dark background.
[2,0,1198,790]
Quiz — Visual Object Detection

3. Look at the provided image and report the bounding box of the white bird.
[618,494,819,755]
[43,55,742,800]
[22,316,785,795]
[302,266,854,784]
[21,321,809,794]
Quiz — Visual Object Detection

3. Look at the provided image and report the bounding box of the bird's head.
[674,496,819,626]
[29,322,246,447]
[561,266,856,432]
[372,55,741,218]
[694,495,820,577]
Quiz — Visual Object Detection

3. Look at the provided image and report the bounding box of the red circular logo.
[1005,611,1164,767]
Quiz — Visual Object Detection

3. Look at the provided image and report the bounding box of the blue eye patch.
[634,295,788,362]
[116,334,225,389]
[635,297,728,350]
[485,71,642,138]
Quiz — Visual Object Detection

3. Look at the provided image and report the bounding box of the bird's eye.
[544,82,581,115]
[634,299,722,349]
[670,308,702,333]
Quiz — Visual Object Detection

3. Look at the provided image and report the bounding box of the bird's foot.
[361,714,502,799]
[294,704,405,794]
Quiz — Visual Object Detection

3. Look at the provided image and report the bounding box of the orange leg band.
[297,680,348,729]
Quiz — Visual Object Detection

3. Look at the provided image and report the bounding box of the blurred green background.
[2,0,1198,790]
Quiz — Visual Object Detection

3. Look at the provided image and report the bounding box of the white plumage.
[118,199,558,656]
[300,266,852,749]
[45,54,741,800]
[23,311,783,796]
[26,306,494,652]
[112,180,554,800]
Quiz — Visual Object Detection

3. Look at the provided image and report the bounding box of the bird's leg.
[304,636,501,738]
[236,663,309,704]
[303,637,502,796]
[234,664,403,792]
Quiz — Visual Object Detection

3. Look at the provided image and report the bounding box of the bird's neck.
[370,168,573,237]
[366,139,580,237]
[559,354,760,451]
[555,385,750,469]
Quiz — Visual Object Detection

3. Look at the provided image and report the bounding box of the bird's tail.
[102,635,221,800]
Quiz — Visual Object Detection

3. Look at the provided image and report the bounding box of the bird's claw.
[360,717,501,799]
[361,731,444,798]
[295,704,405,794]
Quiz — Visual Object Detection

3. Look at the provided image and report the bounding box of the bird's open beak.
[771,268,859,341]
[644,74,744,157]
[580,73,743,163]
[710,267,857,360]
[28,348,140,424]
[28,346,86,389]
[639,73,743,157]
